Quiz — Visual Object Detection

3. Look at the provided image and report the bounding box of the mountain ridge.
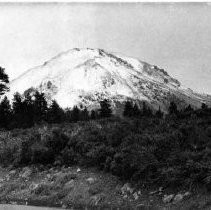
[8,48,211,113]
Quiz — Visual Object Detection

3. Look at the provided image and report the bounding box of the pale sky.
[0,3,211,94]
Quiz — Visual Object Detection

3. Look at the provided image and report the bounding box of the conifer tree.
[81,107,89,121]
[123,101,133,117]
[132,103,140,117]
[201,103,208,110]
[0,96,11,128]
[146,106,153,117]
[64,108,72,122]
[142,101,147,116]
[184,104,193,112]
[90,110,97,119]
[169,101,178,115]
[0,67,9,96]
[33,91,48,123]
[99,99,112,118]
[155,106,163,118]
[23,92,35,127]
[47,100,64,123]
[12,93,24,127]
[71,106,80,122]
[141,101,153,117]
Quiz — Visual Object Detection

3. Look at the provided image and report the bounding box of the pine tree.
[132,103,140,117]
[169,101,178,115]
[12,92,25,128]
[81,107,89,121]
[155,106,163,118]
[90,110,97,119]
[0,96,11,128]
[99,99,112,118]
[47,100,64,123]
[71,106,80,122]
[141,101,153,117]
[184,104,193,112]
[146,106,153,117]
[0,67,9,96]
[33,91,48,123]
[23,92,35,127]
[142,101,147,116]
[201,103,208,110]
[123,101,133,117]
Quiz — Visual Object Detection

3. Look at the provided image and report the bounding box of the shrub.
[206,126,211,137]
[1,115,211,190]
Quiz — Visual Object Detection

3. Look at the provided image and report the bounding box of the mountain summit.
[8,48,211,112]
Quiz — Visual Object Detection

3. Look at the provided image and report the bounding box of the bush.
[1,114,211,190]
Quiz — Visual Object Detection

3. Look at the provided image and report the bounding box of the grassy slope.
[0,165,162,209]
[1,166,211,209]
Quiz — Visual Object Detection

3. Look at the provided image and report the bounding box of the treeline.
[123,101,162,118]
[123,100,211,119]
[0,92,113,130]
[0,89,210,130]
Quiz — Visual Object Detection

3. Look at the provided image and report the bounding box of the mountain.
[8,48,211,113]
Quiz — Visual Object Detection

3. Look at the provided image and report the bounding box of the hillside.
[1,114,211,209]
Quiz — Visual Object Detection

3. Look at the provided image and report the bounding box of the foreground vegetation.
[1,108,211,191]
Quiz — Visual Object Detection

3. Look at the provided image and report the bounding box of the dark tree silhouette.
[201,103,208,110]
[64,108,72,122]
[155,106,163,118]
[0,67,9,96]
[141,102,153,117]
[123,101,133,117]
[0,96,11,128]
[184,104,193,112]
[90,110,97,119]
[47,100,64,123]
[23,92,35,127]
[81,107,89,121]
[12,92,26,128]
[71,106,80,122]
[169,101,178,115]
[142,101,147,116]
[132,103,140,117]
[33,91,48,123]
[146,107,153,117]
[99,99,112,118]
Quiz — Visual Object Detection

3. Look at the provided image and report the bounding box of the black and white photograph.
[0,1,211,209]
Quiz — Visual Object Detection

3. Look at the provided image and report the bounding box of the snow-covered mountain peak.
[8,48,211,112]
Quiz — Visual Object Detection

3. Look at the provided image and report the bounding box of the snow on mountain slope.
[8,48,211,113]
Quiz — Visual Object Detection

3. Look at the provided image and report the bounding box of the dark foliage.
[71,106,80,122]
[123,101,133,117]
[11,91,48,128]
[0,96,11,128]
[0,67,9,96]
[33,91,48,123]
[155,107,163,118]
[202,103,208,110]
[1,110,211,189]
[90,110,97,120]
[12,92,30,128]
[133,103,140,117]
[123,101,153,118]
[80,107,89,121]
[169,101,178,115]
[184,104,194,112]
[47,100,64,123]
[99,99,112,118]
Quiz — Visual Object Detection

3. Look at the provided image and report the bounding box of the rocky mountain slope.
[8,48,211,113]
